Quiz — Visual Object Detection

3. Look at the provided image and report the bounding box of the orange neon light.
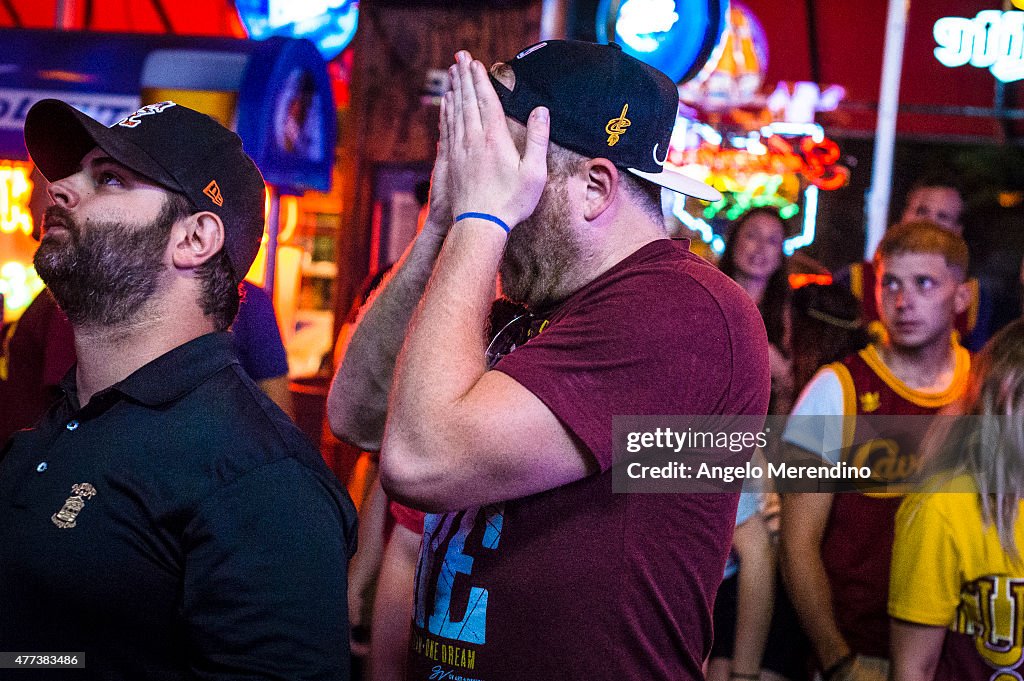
[279,195,299,243]
[0,162,34,237]
[247,190,301,285]
[669,137,849,191]
[0,261,45,321]
[261,189,299,243]
[789,273,834,289]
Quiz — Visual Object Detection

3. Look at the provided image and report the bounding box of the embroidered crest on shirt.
[51,483,97,529]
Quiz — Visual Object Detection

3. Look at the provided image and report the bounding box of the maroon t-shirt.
[406,240,770,680]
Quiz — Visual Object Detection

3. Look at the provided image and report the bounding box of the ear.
[583,158,618,221]
[953,278,972,317]
[170,212,226,270]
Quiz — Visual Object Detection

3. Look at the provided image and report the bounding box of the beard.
[34,201,175,327]
[498,179,584,310]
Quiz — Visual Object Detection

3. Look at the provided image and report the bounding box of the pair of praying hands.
[423,51,551,239]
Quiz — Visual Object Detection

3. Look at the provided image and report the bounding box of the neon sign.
[934,10,1024,82]
[597,0,728,83]
[616,0,681,53]
[236,0,358,60]
[0,262,44,318]
[0,161,33,237]
[673,185,819,257]
[765,82,845,125]
[269,0,343,28]
[681,1,769,109]
[668,120,847,255]
[669,122,850,193]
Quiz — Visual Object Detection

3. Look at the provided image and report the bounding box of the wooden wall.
[332,1,543,340]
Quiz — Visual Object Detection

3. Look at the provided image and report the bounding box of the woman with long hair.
[719,207,793,413]
[889,318,1024,681]
[719,208,790,346]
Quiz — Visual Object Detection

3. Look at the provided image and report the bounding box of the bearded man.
[328,41,770,680]
[0,100,356,680]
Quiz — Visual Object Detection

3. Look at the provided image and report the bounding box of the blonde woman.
[889,318,1024,680]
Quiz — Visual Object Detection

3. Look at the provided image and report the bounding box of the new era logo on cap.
[203,180,224,207]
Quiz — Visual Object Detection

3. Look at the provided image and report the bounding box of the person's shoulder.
[899,474,977,529]
[610,240,757,316]
[179,371,356,549]
[577,242,762,357]
[789,365,846,417]
[913,473,978,505]
[807,364,844,389]
[181,364,332,481]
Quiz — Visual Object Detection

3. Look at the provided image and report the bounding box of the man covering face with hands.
[329,41,770,680]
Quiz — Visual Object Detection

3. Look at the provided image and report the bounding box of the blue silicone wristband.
[455,212,510,234]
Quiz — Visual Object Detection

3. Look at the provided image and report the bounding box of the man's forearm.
[379,51,552,507]
[383,221,504,486]
[732,518,776,676]
[781,534,850,668]
[347,477,389,633]
[327,226,447,451]
[890,620,944,681]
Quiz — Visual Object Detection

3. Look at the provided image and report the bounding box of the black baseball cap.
[491,40,722,203]
[24,99,266,283]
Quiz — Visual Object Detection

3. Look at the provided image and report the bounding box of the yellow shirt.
[889,475,1024,672]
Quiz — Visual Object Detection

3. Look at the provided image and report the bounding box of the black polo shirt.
[0,332,357,680]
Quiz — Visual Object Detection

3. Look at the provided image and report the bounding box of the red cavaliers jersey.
[820,343,970,658]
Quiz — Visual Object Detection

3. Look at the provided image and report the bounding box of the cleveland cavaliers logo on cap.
[115,101,177,129]
[51,483,96,529]
[605,104,631,146]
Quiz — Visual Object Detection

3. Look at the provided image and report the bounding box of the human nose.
[893,288,911,311]
[46,176,80,208]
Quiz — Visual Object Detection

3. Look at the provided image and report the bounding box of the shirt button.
[66,420,80,431]
[36,462,48,473]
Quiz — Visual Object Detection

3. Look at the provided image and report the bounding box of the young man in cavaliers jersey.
[836,178,988,351]
[780,220,973,681]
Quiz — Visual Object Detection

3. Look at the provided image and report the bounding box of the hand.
[759,491,781,537]
[347,584,372,657]
[828,655,888,681]
[443,50,550,229]
[421,89,454,240]
[349,624,370,658]
[767,343,793,393]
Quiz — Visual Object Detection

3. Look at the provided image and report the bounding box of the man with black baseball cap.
[330,40,770,679]
[0,99,356,679]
